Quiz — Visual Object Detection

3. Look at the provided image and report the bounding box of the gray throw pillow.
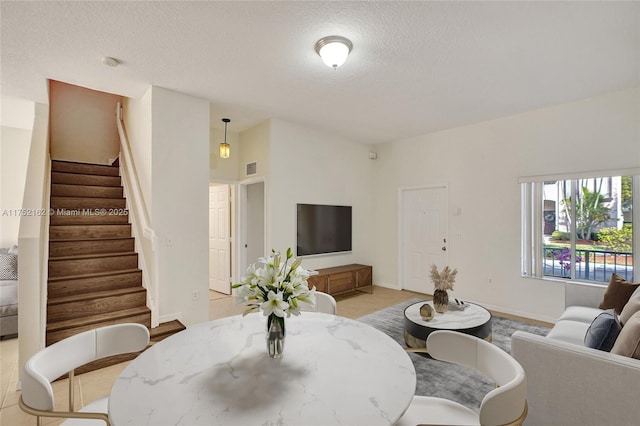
[0,253,18,280]
[584,309,622,352]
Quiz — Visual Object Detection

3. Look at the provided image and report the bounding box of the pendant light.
[219,118,231,159]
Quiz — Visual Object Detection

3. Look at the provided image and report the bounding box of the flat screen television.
[296,204,352,256]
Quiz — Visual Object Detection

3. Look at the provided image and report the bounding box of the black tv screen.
[297,204,352,256]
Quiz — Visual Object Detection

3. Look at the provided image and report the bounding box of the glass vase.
[266,315,285,358]
[433,289,449,313]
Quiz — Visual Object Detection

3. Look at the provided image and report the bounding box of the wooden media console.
[307,264,373,296]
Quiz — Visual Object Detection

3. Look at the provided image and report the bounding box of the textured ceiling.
[1,1,638,143]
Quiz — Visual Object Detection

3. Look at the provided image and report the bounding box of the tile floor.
[0,286,426,425]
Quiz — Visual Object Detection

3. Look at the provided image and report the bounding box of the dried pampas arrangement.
[430,264,457,292]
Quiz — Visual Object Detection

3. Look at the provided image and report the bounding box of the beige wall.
[372,87,640,322]
[49,80,121,165]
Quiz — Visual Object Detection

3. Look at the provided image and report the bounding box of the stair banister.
[115,102,159,328]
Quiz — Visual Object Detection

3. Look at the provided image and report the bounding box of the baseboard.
[374,281,401,291]
[476,301,556,325]
[159,312,183,325]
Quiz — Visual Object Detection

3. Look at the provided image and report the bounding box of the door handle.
[442,246,447,251]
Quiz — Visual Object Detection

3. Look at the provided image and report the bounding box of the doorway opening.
[209,183,232,295]
[239,180,266,274]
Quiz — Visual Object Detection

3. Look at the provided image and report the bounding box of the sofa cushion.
[584,309,622,352]
[599,274,639,314]
[547,320,591,346]
[620,294,640,326]
[611,311,640,359]
[0,254,17,280]
[559,306,603,324]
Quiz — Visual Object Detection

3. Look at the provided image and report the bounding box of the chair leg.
[68,369,75,412]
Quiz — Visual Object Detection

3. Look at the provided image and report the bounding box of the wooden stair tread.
[52,183,122,190]
[48,286,146,306]
[51,184,123,199]
[49,251,137,261]
[48,268,141,282]
[51,160,120,177]
[150,320,186,341]
[51,196,125,201]
[47,306,151,333]
[50,236,135,243]
[51,172,121,187]
[49,224,132,240]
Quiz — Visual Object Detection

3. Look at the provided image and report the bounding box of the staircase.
[47,160,184,372]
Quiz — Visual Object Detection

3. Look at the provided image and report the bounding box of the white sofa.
[512,282,640,426]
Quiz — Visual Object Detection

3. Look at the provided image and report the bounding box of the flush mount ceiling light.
[314,35,353,69]
[101,56,120,67]
[219,118,231,159]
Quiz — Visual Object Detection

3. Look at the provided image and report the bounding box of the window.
[522,172,639,284]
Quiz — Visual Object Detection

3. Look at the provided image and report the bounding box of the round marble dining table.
[108,312,416,425]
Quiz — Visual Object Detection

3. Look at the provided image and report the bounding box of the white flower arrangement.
[232,248,316,332]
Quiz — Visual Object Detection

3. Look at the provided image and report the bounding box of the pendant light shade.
[315,36,353,69]
[219,118,231,159]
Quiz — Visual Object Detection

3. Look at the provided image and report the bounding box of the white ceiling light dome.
[314,36,353,69]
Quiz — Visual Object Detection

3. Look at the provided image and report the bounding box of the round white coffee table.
[403,300,492,349]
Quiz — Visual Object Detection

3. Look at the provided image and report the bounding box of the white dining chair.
[396,330,527,426]
[301,291,337,315]
[19,323,150,426]
[316,291,337,314]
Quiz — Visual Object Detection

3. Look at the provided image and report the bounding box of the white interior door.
[209,184,231,294]
[401,186,449,293]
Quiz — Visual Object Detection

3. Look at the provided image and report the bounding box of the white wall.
[1,127,32,246]
[122,89,153,213]
[18,102,50,383]
[268,119,376,272]
[151,87,210,326]
[0,96,35,247]
[372,87,640,322]
[238,120,271,180]
[49,80,121,165]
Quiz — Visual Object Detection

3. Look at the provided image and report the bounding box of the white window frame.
[520,169,640,284]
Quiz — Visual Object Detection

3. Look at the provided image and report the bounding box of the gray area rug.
[357,298,550,411]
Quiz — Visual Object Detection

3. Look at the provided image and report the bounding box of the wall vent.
[246,162,257,176]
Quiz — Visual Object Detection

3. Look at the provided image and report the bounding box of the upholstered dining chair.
[301,291,337,315]
[19,323,150,426]
[395,330,527,426]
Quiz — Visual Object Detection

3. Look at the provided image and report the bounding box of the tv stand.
[308,264,372,296]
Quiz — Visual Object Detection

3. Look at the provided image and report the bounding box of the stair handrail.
[115,102,159,327]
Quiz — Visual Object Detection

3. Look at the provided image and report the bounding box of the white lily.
[261,290,290,318]
[233,248,316,319]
